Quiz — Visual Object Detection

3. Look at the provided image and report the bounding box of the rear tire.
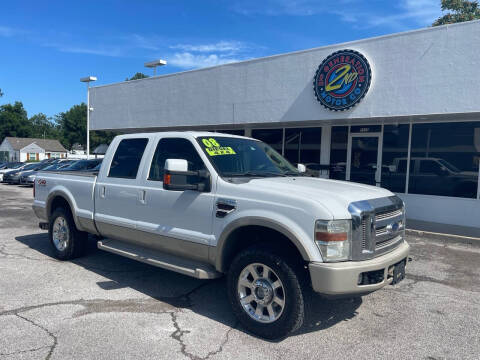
[49,207,87,260]
[227,245,305,339]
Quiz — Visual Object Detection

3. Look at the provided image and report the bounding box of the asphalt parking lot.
[0,183,479,360]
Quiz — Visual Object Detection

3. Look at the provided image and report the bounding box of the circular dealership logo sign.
[313,49,372,111]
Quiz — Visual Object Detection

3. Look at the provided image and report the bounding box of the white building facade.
[89,20,480,236]
[0,138,67,162]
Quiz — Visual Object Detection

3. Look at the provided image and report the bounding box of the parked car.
[33,132,409,339]
[58,159,102,171]
[43,160,76,171]
[3,162,43,184]
[19,162,70,186]
[0,162,25,182]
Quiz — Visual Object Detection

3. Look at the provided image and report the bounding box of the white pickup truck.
[33,131,409,339]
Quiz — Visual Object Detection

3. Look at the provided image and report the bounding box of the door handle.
[100,186,106,198]
[139,190,146,204]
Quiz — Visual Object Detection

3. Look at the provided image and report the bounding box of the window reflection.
[381,124,410,193]
[284,127,322,177]
[252,129,283,154]
[330,126,348,180]
[409,122,480,198]
[216,129,245,136]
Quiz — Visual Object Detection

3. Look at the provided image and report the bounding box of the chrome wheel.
[52,216,69,251]
[237,263,286,323]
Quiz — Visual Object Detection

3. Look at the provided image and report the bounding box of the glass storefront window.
[252,128,283,154]
[409,122,480,198]
[381,124,410,193]
[330,126,348,180]
[216,129,245,136]
[284,127,322,176]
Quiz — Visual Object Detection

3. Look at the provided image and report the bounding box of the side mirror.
[163,159,210,192]
[297,163,306,173]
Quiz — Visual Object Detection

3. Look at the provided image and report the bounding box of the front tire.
[227,246,305,339]
[49,207,87,260]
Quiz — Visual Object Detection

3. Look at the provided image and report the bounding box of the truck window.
[419,160,442,174]
[148,138,206,181]
[108,138,149,179]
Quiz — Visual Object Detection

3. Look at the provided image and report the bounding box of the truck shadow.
[15,233,362,340]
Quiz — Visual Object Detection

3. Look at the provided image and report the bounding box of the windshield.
[8,163,24,169]
[197,136,299,177]
[62,160,100,171]
[437,159,460,173]
[22,163,40,171]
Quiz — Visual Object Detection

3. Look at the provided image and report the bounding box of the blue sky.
[0,0,444,118]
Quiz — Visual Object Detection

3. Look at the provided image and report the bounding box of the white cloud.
[233,0,442,29]
[168,52,241,69]
[0,25,25,37]
[170,41,246,53]
[401,0,442,25]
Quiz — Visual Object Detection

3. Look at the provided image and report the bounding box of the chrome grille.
[376,235,402,250]
[348,196,405,261]
[375,209,403,222]
[361,219,367,250]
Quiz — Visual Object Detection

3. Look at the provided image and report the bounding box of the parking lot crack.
[169,311,237,360]
[15,313,58,360]
[0,344,50,356]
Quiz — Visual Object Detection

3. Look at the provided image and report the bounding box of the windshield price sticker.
[202,138,236,156]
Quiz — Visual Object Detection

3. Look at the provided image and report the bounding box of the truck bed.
[33,170,98,227]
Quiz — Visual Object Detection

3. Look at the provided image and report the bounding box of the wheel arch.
[215,217,314,273]
[46,190,83,231]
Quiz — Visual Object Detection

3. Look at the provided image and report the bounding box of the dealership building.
[89,20,480,236]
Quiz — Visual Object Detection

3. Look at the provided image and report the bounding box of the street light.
[144,59,167,76]
[80,76,97,159]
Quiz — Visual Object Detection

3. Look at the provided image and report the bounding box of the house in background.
[0,137,68,162]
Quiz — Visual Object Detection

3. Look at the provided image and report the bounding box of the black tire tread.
[227,244,305,339]
[49,207,87,260]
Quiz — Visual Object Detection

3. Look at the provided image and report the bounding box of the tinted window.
[409,122,480,198]
[216,129,245,136]
[419,160,442,174]
[149,138,206,181]
[381,124,410,192]
[252,129,283,154]
[284,127,322,177]
[330,126,348,180]
[108,138,148,179]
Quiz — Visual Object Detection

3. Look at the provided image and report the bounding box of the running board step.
[97,239,222,279]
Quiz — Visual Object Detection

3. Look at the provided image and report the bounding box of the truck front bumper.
[309,241,410,296]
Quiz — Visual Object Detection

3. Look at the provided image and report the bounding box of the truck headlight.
[315,219,351,262]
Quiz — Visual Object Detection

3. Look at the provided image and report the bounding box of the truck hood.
[246,176,393,218]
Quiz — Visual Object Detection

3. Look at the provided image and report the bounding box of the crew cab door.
[94,137,151,243]
[135,136,215,262]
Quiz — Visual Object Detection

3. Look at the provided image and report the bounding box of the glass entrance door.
[347,135,381,186]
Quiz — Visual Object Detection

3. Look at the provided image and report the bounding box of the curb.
[406,229,480,247]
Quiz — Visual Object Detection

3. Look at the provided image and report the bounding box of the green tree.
[433,0,480,26]
[90,130,118,151]
[0,102,32,142]
[125,72,149,81]
[29,113,60,140]
[55,103,118,152]
[55,103,87,150]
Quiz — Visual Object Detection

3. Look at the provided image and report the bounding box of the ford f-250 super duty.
[33,131,409,339]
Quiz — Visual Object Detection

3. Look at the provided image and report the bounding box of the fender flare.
[215,216,314,272]
[46,190,84,231]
